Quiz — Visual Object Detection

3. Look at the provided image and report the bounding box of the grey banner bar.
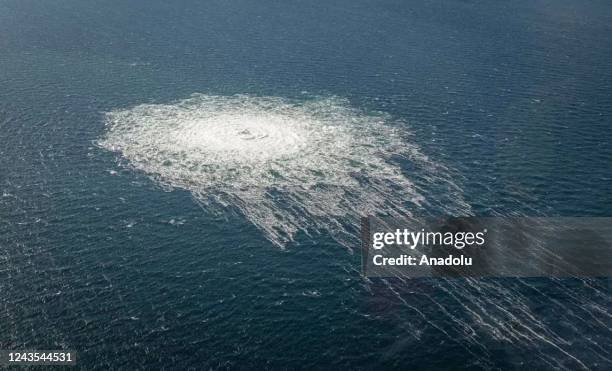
[362,217,612,278]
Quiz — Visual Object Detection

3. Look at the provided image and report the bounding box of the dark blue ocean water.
[1,0,611,369]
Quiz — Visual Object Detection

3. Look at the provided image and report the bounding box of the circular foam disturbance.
[98,94,465,247]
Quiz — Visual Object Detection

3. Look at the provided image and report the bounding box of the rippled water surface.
[1,0,611,369]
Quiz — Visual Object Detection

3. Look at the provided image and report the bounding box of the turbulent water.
[95,95,612,370]
[99,94,467,247]
[1,0,611,369]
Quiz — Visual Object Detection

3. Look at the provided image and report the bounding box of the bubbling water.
[98,94,466,247]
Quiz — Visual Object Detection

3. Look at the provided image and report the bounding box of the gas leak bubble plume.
[98,94,467,247]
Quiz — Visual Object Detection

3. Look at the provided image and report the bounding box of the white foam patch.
[98,94,467,247]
